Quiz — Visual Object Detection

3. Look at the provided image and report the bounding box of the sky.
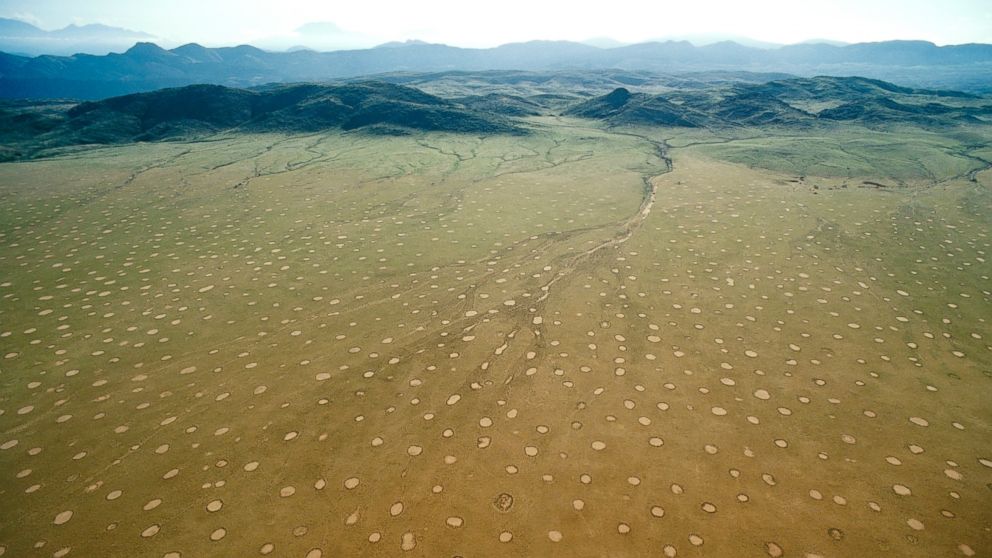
[2,0,991,49]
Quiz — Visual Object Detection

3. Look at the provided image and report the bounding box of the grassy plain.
[0,119,990,557]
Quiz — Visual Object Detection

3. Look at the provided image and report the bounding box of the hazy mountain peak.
[223,44,267,56]
[653,34,782,49]
[173,42,209,52]
[0,17,46,34]
[500,39,596,48]
[3,38,991,99]
[171,43,223,63]
[125,42,170,56]
[0,18,157,56]
[703,40,759,49]
[374,39,433,49]
[256,20,373,53]
[60,23,147,35]
[582,37,628,49]
[798,38,849,46]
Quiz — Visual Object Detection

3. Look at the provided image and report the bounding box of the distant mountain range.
[1,37,991,100]
[0,18,157,56]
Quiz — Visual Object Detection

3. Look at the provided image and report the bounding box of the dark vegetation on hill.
[563,76,992,128]
[0,81,522,159]
[1,39,991,100]
[1,74,988,162]
[456,93,543,117]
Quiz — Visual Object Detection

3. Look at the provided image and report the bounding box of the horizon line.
[5,36,991,58]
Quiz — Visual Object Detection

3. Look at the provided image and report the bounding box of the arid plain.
[1,118,990,557]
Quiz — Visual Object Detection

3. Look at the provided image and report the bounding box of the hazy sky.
[2,0,990,48]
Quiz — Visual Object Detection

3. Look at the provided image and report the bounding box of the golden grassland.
[0,119,990,557]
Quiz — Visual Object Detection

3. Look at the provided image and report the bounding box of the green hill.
[0,81,523,159]
[565,76,992,129]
